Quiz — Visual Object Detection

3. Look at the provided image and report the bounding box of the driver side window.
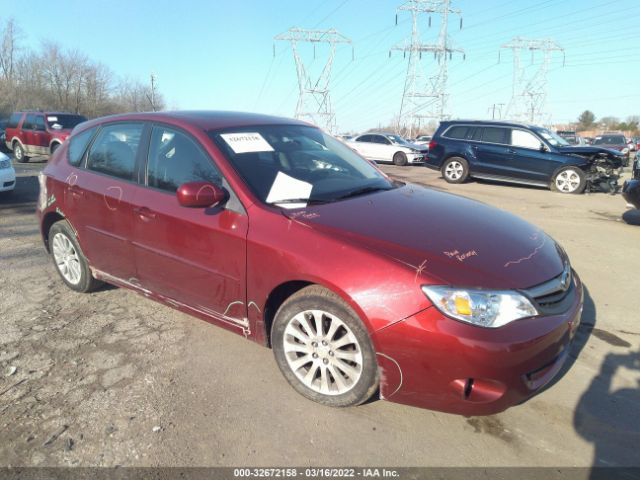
[147,126,222,193]
[511,129,542,149]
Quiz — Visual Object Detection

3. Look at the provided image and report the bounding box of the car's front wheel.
[49,220,102,292]
[13,143,29,163]
[552,167,586,194]
[393,151,408,166]
[272,285,379,407]
[441,157,469,183]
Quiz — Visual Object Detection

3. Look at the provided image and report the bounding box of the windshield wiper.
[268,198,329,205]
[333,185,392,201]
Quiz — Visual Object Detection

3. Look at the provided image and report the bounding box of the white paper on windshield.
[266,172,312,209]
[47,116,58,122]
[220,132,274,154]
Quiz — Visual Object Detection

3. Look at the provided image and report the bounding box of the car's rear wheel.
[552,167,586,194]
[441,157,469,183]
[13,143,29,163]
[393,151,408,166]
[272,285,378,407]
[49,220,102,293]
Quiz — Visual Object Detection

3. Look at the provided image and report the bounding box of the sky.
[3,0,639,132]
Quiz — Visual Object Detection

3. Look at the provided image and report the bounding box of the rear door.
[72,122,145,280]
[471,126,512,176]
[353,135,375,158]
[130,124,248,327]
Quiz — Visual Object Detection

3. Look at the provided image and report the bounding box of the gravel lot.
[0,156,638,469]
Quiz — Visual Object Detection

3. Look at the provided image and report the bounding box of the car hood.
[558,145,623,156]
[285,185,564,289]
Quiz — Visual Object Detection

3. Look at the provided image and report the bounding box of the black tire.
[392,151,408,166]
[271,285,379,408]
[13,142,29,163]
[441,156,469,183]
[49,220,102,293]
[551,167,586,194]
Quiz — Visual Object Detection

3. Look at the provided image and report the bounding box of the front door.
[130,125,248,326]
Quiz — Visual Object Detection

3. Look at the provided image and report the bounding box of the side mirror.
[177,181,226,208]
[539,142,548,152]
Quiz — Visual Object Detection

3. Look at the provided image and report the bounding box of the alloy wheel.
[445,161,464,180]
[555,169,581,193]
[51,232,82,285]
[283,309,363,396]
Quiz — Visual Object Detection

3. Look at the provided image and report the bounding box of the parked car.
[413,135,432,146]
[37,111,583,416]
[627,138,636,152]
[592,134,630,166]
[623,156,640,210]
[4,111,87,163]
[425,120,625,194]
[347,132,428,166]
[0,151,16,195]
[556,130,586,145]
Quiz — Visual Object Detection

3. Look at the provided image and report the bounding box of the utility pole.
[500,37,564,125]
[147,73,158,112]
[487,103,504,120]
[274,27,352,134]
[391,0,464,138]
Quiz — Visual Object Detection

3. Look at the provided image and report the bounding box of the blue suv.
[425,120,624,194]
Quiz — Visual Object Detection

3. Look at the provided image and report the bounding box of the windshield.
[538,128,570,147]
[46,114,87,130]
[209,125,396,208]
[386,134,411,145]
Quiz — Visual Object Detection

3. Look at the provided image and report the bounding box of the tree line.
[576,110,639,135]
[0,18,165,120]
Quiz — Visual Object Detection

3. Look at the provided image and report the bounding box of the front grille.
[523,263,575,314]
[3,181,14,187]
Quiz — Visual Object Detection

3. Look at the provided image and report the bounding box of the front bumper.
[0,167,16,192]
[623,179,640,209]
[373,272,583,416]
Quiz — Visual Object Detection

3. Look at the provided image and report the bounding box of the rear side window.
[482,127,509,144]
[147,126,221,193]
[444,125,471,139]
[7,113,21,129]
[471,128,483,141]
[357,135,372,142]
[86,123,143,181]
[68,127,98,167]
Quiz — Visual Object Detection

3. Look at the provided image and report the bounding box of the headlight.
[622,148,629,154]
[422,286,538,328]
[0,158,10,169]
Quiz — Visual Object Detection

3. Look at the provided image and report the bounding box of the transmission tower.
[391,0,464,138]
[274,27,352,134]
[500,37,564,125]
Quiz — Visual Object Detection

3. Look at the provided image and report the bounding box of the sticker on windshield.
[47,116,58,122]
[220,132,274,154]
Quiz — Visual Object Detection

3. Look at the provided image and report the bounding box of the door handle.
[507,148,516,154]
[69,185,83,198]
[134,206,157,221]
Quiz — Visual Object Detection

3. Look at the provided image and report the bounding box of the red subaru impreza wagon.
[37,111,583,415]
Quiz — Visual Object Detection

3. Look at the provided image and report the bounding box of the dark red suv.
[5,111,87,162]
[37,111,584,415]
